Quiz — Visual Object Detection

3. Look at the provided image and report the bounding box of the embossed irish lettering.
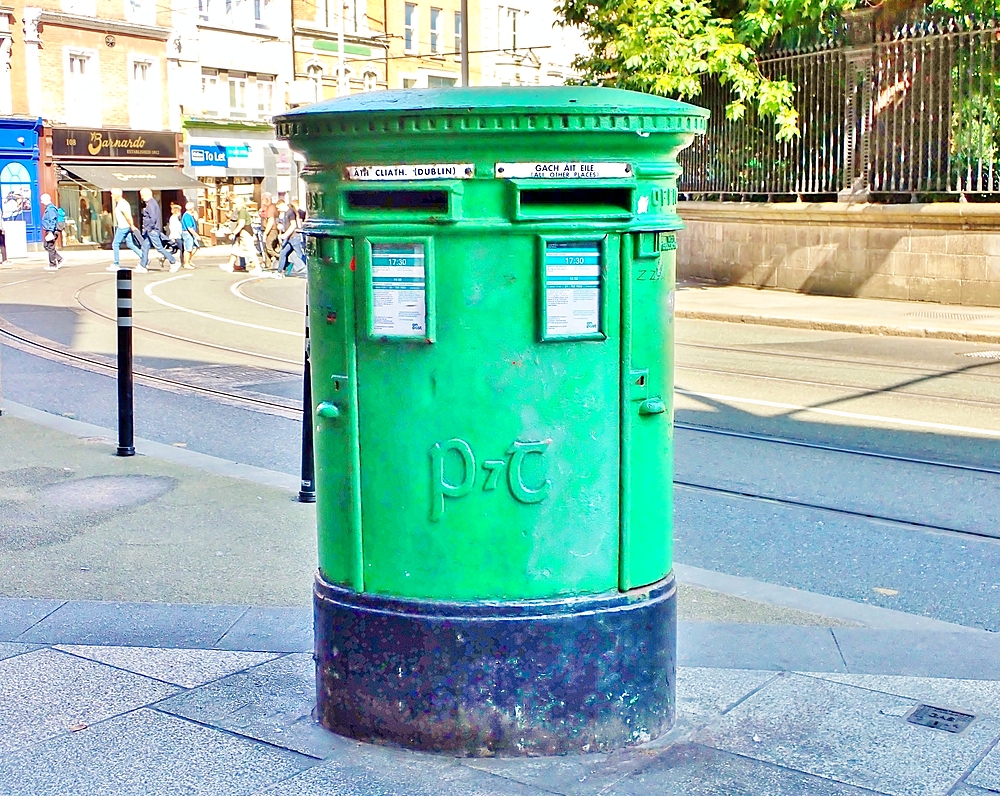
[429,438,476,521]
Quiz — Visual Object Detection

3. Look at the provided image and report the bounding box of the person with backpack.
[40,193,64,271]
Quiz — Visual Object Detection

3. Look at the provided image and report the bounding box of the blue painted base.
[313,572,676,756]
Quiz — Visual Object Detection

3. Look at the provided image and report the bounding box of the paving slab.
[678,622,846,672]
[0,641,41,661]
[675,667,780,719]
[802,673,1000,718]
[215,606,312,652]
[255,741,551,796]
[16,600,248,647]
[0,647,178,754]
[690,672,1000,796]
[463,749,653,796]
[968,740,1000,792]
[155,653,342,759]
[55,645,280,688]
[614,742,880,796]
[0,597,64,639]
[833,628,1000,679]
[0,708,311,796]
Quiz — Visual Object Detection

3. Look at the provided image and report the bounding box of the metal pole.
[460,0,469,86]
[298,301,316,502]
[338,0,347,96]
[116,269,135,457]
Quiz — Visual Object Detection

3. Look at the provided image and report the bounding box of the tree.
[556,0,860,139]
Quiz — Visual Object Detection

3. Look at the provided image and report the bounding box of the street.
[2,255,999,629]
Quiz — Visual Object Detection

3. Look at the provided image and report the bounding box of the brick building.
[5,0,201,248]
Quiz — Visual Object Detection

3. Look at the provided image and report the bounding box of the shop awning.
[63,164,203,190]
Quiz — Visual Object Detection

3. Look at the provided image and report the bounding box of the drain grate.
[906,704,975,733]
[962,350,1000,359]
[904,311,990,321]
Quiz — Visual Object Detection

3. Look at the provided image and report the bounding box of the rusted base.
[313,573,676,756]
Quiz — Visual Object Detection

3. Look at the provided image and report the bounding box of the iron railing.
[678,16,1000,201]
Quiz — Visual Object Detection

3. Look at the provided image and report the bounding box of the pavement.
[677,277,1000,344]
[1,263,1000,793]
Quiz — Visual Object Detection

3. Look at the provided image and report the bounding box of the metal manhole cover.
[961,351,1000,359]
[904,311,989,321]
[905,704,975,733]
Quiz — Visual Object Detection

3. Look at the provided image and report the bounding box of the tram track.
[675,479,1000,543]
[676,422,1000,477]
[677,340,1000,383]
[74,277,302,366]
[676,362,1000,410]
[0,282,302,420]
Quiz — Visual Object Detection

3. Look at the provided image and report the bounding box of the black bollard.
[298,302,316,502]
[116,269,135,457]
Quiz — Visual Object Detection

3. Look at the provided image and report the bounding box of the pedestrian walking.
[223,196,261,274]
[138,188,178,273]
[260,193,279,269]
[275,200,305,276]
[106,188,142,272]
[40,193,63,271]
[167,203,183,258]
[0,212,9,268]
[180,201,200,269]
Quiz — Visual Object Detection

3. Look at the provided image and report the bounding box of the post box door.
[353,231,622,602]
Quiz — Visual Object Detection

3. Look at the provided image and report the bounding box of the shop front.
[184,126,295,239]
[0,117,42,253]
[45,127,201,248]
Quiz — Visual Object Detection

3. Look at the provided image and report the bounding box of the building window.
[430,8,442,54]
[501,7,524,51]
[229,72,247,117]
[454,11,462,60]
[254,0,270,27]
[363,70,377,91]
[257,76,274,116]
[402,77,417,88]
[427,75,456,87]
[404,3,416,53]
[306,62,323,103]
[130,58,160,129]
[201,69,220,116]
[65,50,100,127]
[0,162,33,225]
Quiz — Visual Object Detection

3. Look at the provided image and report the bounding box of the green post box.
[276,87,707,756]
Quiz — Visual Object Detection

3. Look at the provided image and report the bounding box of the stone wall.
[676,202,1000,306]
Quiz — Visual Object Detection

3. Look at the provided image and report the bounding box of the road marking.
[676,388,1000,440]
[144,275,303,337]
[231,276,304,315]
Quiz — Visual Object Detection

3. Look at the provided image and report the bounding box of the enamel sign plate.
[495,162,632,179]
[371,242,426,337]
[345,164,474,180]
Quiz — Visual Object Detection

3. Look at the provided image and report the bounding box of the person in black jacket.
[138,188,177,273]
